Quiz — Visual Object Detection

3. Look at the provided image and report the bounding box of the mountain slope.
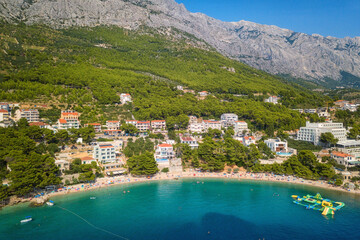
[1,0,360,85]
[1,23,326,130]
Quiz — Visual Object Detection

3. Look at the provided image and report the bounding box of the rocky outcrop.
[1,0,359,82]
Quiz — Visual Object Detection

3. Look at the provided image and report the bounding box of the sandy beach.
[33,171,359,204]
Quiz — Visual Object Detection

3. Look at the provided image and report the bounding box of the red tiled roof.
[99,145,114,149]
[59,119,67,124]
[181,137,194,141]
[332,151,352,158]
[203,120,220,123]
[62,112,79,116]
[88,123,101,126]
[29,122,48,126]
[107,121,119,123]
[158,143,172,148]
[0,109,8,113]
[151,120,165,123]
[244,136,255,140]
[137,121,150,124]
[21,109,38,112]
[81,156,95,161]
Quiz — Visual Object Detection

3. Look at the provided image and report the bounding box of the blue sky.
[175,0,360,38]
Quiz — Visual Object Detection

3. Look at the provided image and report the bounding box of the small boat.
[20,216,32,223]
[46,200,54,206]
[90,197,96,200]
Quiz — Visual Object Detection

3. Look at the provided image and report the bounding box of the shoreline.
[37,172,360,198]
[3,172,359,209]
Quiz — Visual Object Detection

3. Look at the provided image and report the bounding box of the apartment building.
[220,113,238,128]
[151,120,166,131]
[106,121,120,130]
[29,121,50,129]
[265,138,288,153]
[203,120,222,131]
[15,109,39,122]
[120,93,132,104]
[93,144,116,163]
[297,121,347,145]
[136,121,151,132]
[0,109,9,122]
[242,136,256,147]
[180,136,199,149]
[264,96,279,104]
[57,110,80,129]
[331,151,357,166]
[85,123,102,132]
[234,121,249,135]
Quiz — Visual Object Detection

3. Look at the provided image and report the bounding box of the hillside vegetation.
[0,23,327,130]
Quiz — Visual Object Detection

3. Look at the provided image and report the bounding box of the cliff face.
[1,0,360,83]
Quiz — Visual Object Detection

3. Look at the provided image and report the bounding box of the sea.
[1,179,360,240]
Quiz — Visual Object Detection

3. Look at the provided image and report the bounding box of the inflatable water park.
[291,193,345,215]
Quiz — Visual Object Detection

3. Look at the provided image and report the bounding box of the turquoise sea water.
[1,179,360,240]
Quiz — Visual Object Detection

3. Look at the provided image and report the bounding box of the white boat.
[46,200,54,206]
[20,216,32,223]
[90,197,96,200]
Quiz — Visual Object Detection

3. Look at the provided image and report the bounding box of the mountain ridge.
[1,0,360,84]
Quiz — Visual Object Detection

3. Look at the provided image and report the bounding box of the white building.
[296,121,347,145]
[154,143,175,167]
[188,115,198,124]
[265,138,288,153]
[264,96,279,104]
[0,109,9,122]
[57,110,80,129]
[317,108,330,118]
[304,109,317,114]
[85,123,102,132]
[203,120,222,131]
[198,91,209,97]
[57,119,80,130]
[220,113,238,128]
[180,136,199,149]
[125,120,137,126]
[0,103,10,111]
[343,103,360,112]
[136,121,151,132]
[15,109,39,122]
[188,122,204,133]
[106,120,120,130]
[55,159,70,173]
[93,144,116,163]
[29,121,51,129]
[331,151,357,166]
[80,156,97,165]
[120,93,132,104]
[242,136,256,147]
[335,140,360,162]
[151,120,166,131]
[234,121,248,135]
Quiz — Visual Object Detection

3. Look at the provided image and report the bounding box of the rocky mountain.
[1,0,360,85]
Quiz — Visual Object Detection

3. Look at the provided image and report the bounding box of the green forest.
[0,23,329,132]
